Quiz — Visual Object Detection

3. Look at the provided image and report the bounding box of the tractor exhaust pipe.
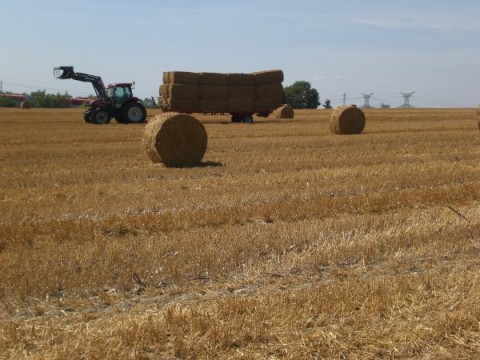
[54,66,74,79]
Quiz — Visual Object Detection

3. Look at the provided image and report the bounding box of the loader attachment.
[54,66,75,79]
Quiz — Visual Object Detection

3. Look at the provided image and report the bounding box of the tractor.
[54,66,147,124]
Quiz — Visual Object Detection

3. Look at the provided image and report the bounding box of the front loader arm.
[54,66,108,100]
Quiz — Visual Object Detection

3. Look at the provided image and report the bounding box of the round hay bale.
[143,112,208,167]
[329,105,366,134]
[20,101,31,109]
[274,104,294,119]
[143,116,163,163]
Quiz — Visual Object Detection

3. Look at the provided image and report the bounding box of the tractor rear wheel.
[91,108,111,124]
[123,102,146,123]
[114,115,128,124]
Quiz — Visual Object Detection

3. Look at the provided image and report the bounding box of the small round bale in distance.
[143,112,208,167]
[20,101,31,109]
[274,104,294,119]
[329,105,366,135]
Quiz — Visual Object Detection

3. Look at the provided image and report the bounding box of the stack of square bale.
[159,70,283,114]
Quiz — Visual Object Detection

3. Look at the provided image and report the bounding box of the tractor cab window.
[112,86,132,102]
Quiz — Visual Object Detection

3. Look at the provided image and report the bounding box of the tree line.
[0,90,80,108]
[0,81,330,109]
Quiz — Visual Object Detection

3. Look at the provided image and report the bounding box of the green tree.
[30,90,71,108]
[143,97,157,109]
[283,81,320,109]
[323,99,332,109]
[0,96,16,108]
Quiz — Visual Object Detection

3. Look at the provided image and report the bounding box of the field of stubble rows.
[0,107,479,359]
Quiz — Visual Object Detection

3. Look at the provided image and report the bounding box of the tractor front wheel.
[91,108,111,124]
[123,102,147,124]
[83,110,93,123]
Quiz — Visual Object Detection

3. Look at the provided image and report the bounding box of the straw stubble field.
[0,107,479,359]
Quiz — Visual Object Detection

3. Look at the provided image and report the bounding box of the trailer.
[158,69,284,123]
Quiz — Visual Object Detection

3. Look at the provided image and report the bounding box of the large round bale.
[329,105,366,134]
[274,104,294,119]
[143,113,208,167]
[20,101,31,109]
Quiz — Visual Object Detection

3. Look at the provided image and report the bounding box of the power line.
[361,93,374,108]
[1,80,92,95]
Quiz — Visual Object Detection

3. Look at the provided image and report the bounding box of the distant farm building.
[0,93,26,107]
[68,98,93,107]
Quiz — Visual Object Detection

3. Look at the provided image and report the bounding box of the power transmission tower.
[361,93,374,108]
[400,92,415,108]
[343,92,346,106]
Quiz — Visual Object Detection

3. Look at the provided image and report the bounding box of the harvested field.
[0,107,479,359]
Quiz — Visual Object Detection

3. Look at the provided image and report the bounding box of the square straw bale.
[256,82,283,99]
[227,98,255,113]
[167,98,201,113]
[200,85,229,100]
[228,73,256,86]
[255,97,282,113]
[200,72,229,85]
[200,99,227,113]
[169,71,201,85]
[228,85,257,99]
[167,84,200,100]
[252,70,284,85]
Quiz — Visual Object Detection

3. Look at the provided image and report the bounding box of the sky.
[1,0,479,108]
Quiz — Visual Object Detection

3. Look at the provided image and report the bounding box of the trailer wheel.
[231,114,242,123]
[231,114,253,123]
[123,102,147,123]
[91,108,111,124]
[243,115,253,123]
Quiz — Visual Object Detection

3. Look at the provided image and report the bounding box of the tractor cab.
[107,83,134,108]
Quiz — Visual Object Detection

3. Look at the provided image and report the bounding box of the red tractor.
[54,66,147,124]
